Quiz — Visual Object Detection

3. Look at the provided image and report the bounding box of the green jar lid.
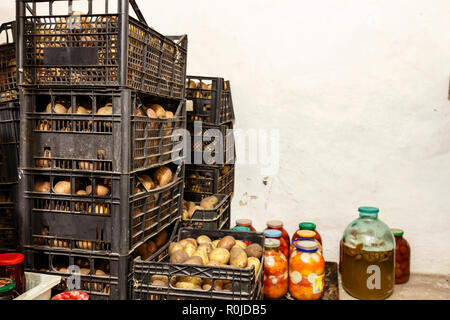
[391,229,404,236]
[232,226,250,232]
[299,222,316,230]
[358,207,379,214]
[0,278,15,293]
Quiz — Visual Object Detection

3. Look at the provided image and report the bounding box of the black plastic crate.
[184,165,234,198]
[16,0,188,100]
[0,100,20,184]
[20,163,184,256]
[24,248,132,300]
[187,121,235,167]
[0,22,18,103]
[186,76,235,125]
[182,194,231,231]
[20,88,186,174]
[0,183,18,252]
[132,228,264,300]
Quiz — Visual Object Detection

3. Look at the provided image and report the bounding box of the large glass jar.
[392,229,410,284]
[341,207,395,300]
[263,239,288,299]
[289,240,325,300]
[293,222,322,245]
[235,219,256,232]
[265,220,290,249]
[0,253,25,295]
[290,230,323,255]
[0,278,16,300]
[264,229,289,259]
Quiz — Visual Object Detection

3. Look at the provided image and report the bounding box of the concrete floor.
[339,273,450,300]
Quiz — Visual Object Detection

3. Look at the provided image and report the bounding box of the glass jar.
[265,220,290,247]
[0,278,16,300]
[290,230,323,255]
[293,222,322,245]
[232,226,250,232]
[235,219,256,232]
[341,207,395,300]
[392,229,410,284]
[263,239,288,299]
[339,238,343,274]
[0,253,25,295]
[289,240,325,300]
[264,229,289,259]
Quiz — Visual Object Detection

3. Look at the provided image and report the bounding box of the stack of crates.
[0,21,20,253]
[182,76,236,230]
[16,0,187,300]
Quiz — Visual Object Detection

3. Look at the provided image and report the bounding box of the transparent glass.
[394,234,410,284]
[263,241,288,299]
[341,208,395,300]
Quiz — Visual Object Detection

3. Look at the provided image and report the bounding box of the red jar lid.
[0,253,25,266]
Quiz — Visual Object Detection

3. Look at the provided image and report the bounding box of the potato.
[200,196,219,210]
[151,275,168,285]
[97,106,112,115]
[230,247,248,268]
[197,243,213,255]
[54,180,71,194]
[86,184,109,196]
[80,268,90,275]
[35,180,51,193]
[169,242,184,256]
[46,103,67,114]
[209,248,231,265]
[149,104,166,118]
[183,242,197,257]
[202,279,223,291]
[170,250,189,264]
[153,167,173,187]
[222,282,233,291]
[211,239,220,249]
[245,244,263,259]
[188,205,203,219]
[196,235,212,245]
[138,174,155,191]
[206,260,223,267]
[146,108,157,119]
[184,256,203,266]
[233,240,247,250]
[154,230,169,248]
[246,257,261,276]
[217,236,236,251]
[152,280,166,287]
[179,238,197,248]
[175,282,201,290]
[193,249,209,265]
[95,269,106,276]
[177,276,202,287]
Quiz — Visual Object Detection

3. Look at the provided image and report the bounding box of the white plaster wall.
[1,0,449,274]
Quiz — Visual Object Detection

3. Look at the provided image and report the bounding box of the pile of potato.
[155,234,263,291]
[182,195,219,220]
[135,166,174,195]
[135,229,169,261]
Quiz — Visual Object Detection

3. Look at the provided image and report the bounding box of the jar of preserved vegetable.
[293,222,322,245]
[289,240,325,300]
[263,238,288,299]
[232,226,250,232]
[0,278,16,300]
[341,207,395,300]
[0,253,25,295]
[235,219,256,232]
[392,229,410,284]
[290,230,323,255]
[265,220,290,249]
[264,229,289,259]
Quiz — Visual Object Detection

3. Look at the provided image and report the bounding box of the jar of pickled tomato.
[292,222,322,245]
[290,230,323,255]
[263,239,288,299]
[289,240,325,300]
[235,219,256,232]
[392,229,410,284]
[264,229,289,259]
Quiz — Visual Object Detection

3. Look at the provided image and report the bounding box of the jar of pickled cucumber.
[263,239,288,299]
[392,229,410,284]
[341,207,395,300]
[289,240,325,300]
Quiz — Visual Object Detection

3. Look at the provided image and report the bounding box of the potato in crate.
[182,194,231,231]
[0,22,18,103]
[184,165,234,198]
[133,228,265,300]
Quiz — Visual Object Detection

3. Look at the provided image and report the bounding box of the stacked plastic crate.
[182,76,236,230]
[0,22,20,254]
[16,0,187,300]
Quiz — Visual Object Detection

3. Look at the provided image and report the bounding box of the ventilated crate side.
[0,22,18,103]
[185,76,234,125]
[0,183,18,252]
[184,165,235,197]
[20,88,185,174]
